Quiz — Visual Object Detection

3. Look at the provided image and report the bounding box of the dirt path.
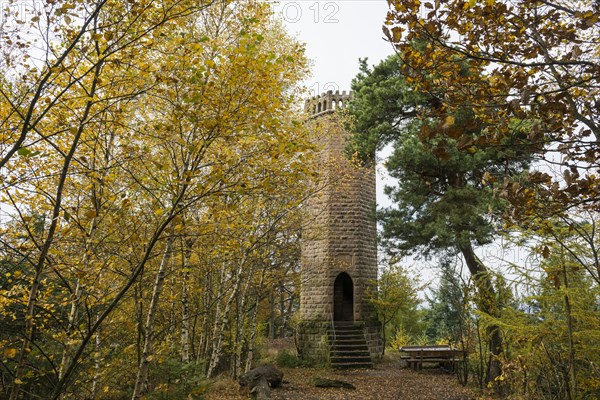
[207,362,490,400]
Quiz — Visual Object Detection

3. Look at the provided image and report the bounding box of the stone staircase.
[328,323,373,369]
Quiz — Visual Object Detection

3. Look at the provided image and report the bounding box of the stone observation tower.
[297,90,382,367]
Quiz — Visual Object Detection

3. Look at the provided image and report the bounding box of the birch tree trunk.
[59,202,103,379]
[268,293,275,339]
[197,268,213,363]
[131,235,175,400]
[90,324,102,398]
[206,255,247,378]
[280,286,295,338]
[181,239,194,363]
[244,268,267,373]
[562,261,577,398]
[233,263,255,378]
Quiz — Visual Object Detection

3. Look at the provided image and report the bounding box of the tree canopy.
[383,0,600,219]
[0,1,314,398]
[348,54,532,260]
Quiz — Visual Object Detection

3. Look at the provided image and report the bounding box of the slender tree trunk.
[91,324,102,398]
[180,239,195,364]
[170,276,177,335]
[562,261,577,398]
[268,293,275,339]
[87,130,115,399]
[198,270,212,362]
[134,283,144,367]
[233,262,254,378]
[245,295,261,373]
[131,235,175,400]
[242,267,266,373]
[58,278,83,380]
[458,242,503,383]
[181,266,191,363]
[476,318,485,389]
[59,212,100,380]
[233,292,243,378]
[206,258,246,378]
[281,290,294,338]
[204,261,225,373]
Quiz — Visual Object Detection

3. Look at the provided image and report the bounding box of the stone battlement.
[304,90,352,116]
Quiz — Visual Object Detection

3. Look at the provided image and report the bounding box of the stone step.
[331,347,371,356]
[330,361,374,369]
[331,345,369,353]
[329,339,368,346]
[329,338,367,344]
[328,325,373,369]
[332,331,365,336]
[331,355,372,364]
[330,351,372,359]
[330,331,365,337]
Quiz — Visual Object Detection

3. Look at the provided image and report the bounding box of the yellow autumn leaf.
[4,348,18,358]
[443,115,455,128]
[84,209,97,219]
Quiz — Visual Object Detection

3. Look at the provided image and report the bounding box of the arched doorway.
[333,272,354,322]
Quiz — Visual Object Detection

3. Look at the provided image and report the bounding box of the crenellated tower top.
[304,90,352,117]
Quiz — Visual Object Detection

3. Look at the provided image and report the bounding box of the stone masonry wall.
[298,91,381,361]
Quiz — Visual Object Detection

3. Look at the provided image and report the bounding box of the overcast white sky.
[272,0,393,96]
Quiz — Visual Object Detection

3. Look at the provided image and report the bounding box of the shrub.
[275,350,312,368]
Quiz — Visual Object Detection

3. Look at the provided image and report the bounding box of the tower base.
[296,320,383,365]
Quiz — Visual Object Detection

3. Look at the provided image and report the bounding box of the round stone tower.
[297,90,381,364]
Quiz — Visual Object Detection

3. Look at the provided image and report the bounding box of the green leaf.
[17,147,32,157]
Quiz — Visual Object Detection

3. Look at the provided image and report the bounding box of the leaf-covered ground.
[207,359,492,400]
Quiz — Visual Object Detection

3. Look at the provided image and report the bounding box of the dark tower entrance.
[333,272,354,322]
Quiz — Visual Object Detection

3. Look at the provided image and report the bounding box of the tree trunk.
[233,290,244,378]
[268,293,275,339]
[245,296,261,373]
[197,270,211,362]
[59,212,100,381]
[206,261,244,378]
[234,282,246,378]
[91,325,102,398]
[281,290,294,338]
[181,240,193,364]
[245,268,267,373]
[58,278,84,381]
[131,235,175,400]
[458,242,503,383]
[562,261,577,398]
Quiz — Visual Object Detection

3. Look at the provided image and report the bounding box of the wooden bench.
[399,345,464,371]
